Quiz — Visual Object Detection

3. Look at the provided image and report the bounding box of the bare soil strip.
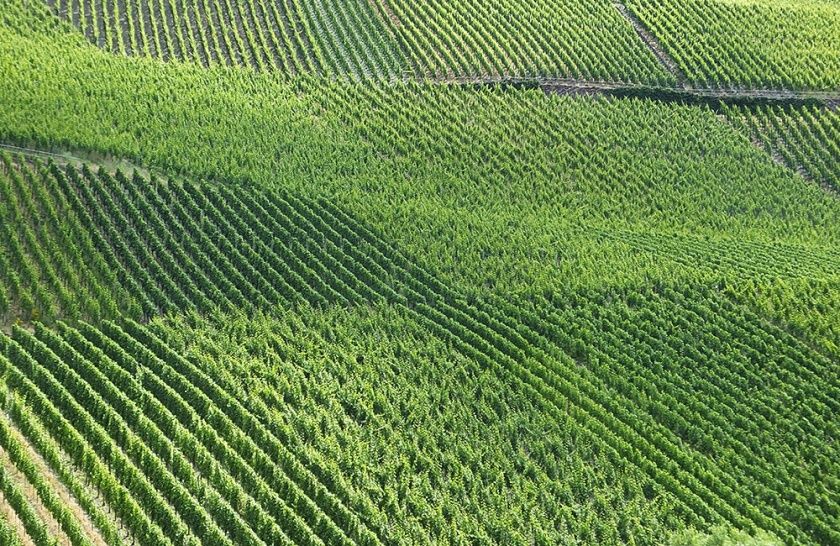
[611,1,686,83]
[368,0,401,28]
[0,143,158,179]
[0,444,69,545]
[0,489,33,546]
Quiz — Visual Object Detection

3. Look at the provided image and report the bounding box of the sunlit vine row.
[0,313,388,546]
[3,23,840,298]
[0,151,835,543]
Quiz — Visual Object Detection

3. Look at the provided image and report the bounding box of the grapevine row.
[0,320,386,545]
[0,152,836,543]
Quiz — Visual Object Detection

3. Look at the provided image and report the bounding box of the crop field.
[1,0,839,545]
[38,0,840,88]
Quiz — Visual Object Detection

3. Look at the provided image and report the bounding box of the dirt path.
[612,1,686,83]
[441,76,840,107]
[0,143,157,179]
[717,116,840,197]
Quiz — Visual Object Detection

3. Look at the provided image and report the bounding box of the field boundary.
[442,77,840,107]
[0,143,158,178]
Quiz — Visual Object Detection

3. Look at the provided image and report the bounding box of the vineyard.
[0,157,839,544]
[371,0,671,83]
[723,104,840,193]
[39,0,840,90]
[625,0,840,90]
[3,37,839,296]
[40,0,671,83]
[1,0,839,545]
[42,0,407,78]
[0,156,421,324]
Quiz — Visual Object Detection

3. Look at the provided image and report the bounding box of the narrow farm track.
[623,0,840,91]
[611,0,685,83]
[36,0,840,103]
[39,0,839,103]
[448,77,840,107]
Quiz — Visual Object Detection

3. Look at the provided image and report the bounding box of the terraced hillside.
[372,0,671,83]
[0,156,412,324]
[38,0,840,90]
[3,35,839,297]
[1,0,839,544]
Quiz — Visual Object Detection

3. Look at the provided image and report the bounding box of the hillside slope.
[0,157,837,544]
[0,1,838,545]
